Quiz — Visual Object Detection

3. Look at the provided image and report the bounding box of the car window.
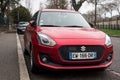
[39,12,91,28]
[18,22,29,27]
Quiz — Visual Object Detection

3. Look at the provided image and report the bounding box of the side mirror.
[88,22,96,28]
[29,20,36,27]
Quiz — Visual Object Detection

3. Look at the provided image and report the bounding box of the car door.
[24,11,39,53]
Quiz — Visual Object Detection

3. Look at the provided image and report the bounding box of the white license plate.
[69,52,97,60]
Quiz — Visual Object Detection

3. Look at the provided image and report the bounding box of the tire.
[17,29,20,34]
[30,49,39,74]
[24,49,29,55]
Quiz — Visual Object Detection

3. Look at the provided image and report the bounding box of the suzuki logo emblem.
[81,46,86,51]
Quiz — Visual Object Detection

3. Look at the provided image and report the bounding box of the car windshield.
[18,22,29,27]
[39,12,91,28]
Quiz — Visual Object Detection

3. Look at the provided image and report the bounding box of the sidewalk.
[0,32,19,80]
[0,26,8,33]
[0,26,16,34]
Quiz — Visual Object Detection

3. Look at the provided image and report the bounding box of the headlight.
[105,35,112,47]
[38,33,56,47]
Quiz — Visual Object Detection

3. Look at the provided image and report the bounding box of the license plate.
[69,52,97,60]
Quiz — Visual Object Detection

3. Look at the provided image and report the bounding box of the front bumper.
[32,42,113,71]
[36,60,112,70]
[17,29,25,33]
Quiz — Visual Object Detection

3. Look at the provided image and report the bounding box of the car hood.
[38,27,105,39]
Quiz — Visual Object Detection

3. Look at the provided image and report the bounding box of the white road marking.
[107,69,120,77]
[16,33,30,80]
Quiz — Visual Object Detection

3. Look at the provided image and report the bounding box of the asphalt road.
[109,37,120,73]
[0,33,19,80]
[19,34,120,80]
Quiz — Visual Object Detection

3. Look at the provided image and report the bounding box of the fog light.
[40,55,50,63]
[42,57,47,62]
[106,54,112,61]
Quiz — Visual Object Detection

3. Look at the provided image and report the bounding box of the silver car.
[17,22,29,34]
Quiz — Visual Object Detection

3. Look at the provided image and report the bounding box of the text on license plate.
[69,52,97,60]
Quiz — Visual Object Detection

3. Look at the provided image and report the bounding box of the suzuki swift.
[24,9,113,73]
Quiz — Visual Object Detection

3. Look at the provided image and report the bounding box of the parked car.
[24,9,113,73]
[17,22,29,34]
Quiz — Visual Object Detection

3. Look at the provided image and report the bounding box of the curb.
[0,30,16,34]
[110,36,120,38]
[16,33,30,80]
[6,31,16,33]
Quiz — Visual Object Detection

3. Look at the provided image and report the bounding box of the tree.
[11,6,31,24]
[71,0,108,26]
[25,0,32,12]
[0,0,20,25]
[112,0,120,18]
[71,0,87,11]
[47,0,68,9]
[0,0,19,17]
[105,3,116,18]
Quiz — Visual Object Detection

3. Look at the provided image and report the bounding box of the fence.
[96,24,120,30]
[96,18,120,30]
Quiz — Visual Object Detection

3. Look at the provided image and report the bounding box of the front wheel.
[24,49,29,55]
[30,49,39,74]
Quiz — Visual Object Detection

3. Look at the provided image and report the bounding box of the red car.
[24,9,113,73]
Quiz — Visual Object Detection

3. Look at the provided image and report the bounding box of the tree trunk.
[117,8,120,19]
[72,0,86,11]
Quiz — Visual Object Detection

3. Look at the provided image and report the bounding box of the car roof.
[39,9,78,13]
[19,22,28,23]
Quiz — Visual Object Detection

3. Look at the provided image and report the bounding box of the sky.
[20,0,118,17]
[20,0,95,15]
[20,0,47,14]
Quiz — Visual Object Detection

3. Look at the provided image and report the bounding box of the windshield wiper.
[40,25,61,27]
[64,25,83,28]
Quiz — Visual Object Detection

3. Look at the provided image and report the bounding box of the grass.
[98,29,120,37]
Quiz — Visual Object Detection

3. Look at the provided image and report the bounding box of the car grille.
[59,46,104,61]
